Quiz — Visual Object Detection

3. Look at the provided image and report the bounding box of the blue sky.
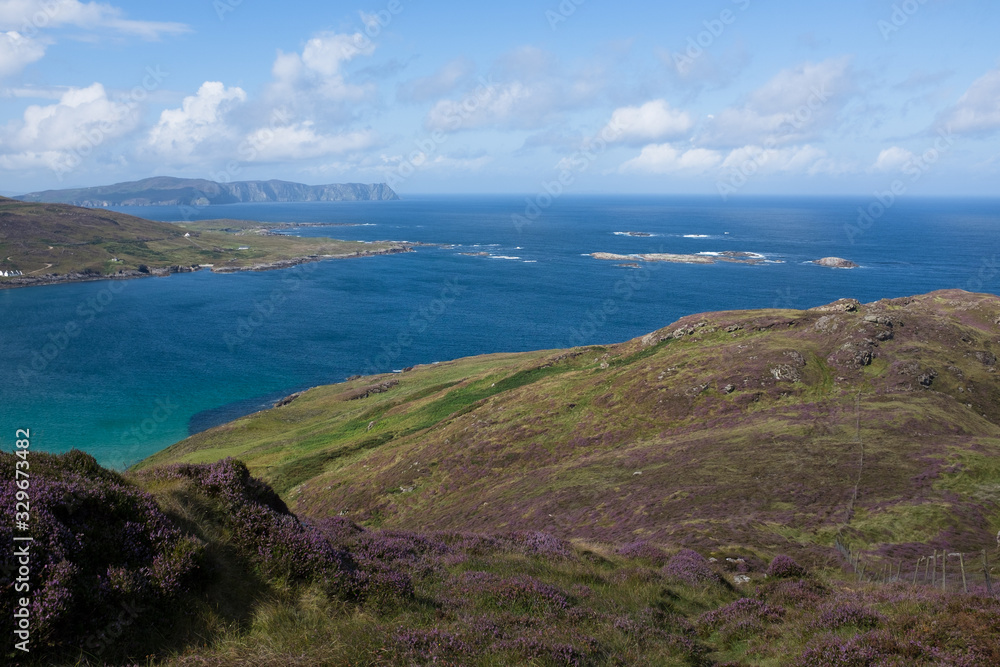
[1,0,999,196]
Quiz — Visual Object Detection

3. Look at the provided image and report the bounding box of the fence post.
[984,550,993,596]
[942,551,947,592]
[913,558,921,585]
[959,553,967,593]
[930,550,936,586]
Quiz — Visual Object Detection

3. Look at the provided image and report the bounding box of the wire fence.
[832,394,998,597]
[836,538,997,595]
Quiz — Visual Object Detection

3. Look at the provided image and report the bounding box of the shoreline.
[0,244,412,290]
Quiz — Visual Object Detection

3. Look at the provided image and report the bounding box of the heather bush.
[766,554,807,578]
[793,629,947,666]
[0,450,201,657]
[755,577,829,606]
[351,529,451,565]
[501,530,573,558]
[700,597,785,631]
[698,597,785,644]
[311,515,365,543]
[493,636,589,667]
[394,628,474,664]
[663,549,723,586]
[433,531,504,555]
[615,540,669,566]
[812,601,885,631]
[457,571,573,615]
[141,459,363,589]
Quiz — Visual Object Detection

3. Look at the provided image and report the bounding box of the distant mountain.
[15,177,399,207]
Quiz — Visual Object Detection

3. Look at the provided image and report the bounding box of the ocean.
[1,194,997,468]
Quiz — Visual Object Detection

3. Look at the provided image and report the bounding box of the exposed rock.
[274,391,304,408]
[974,351,997,366]
[814,315,840,333]
[343,379,399,401]
[769,364,802,382]
[590,251,767,265]
[918,370,938,387]
[784,350,806,366]
[828,340,875,368]
[810,298,860,313]
[863,315,894,326]
[812,257,859,269]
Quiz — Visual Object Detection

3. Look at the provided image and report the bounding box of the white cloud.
[619,143,722,174]
[700,57,855,147]
[0,82,136,171]
[423,47,608,132]
[870,146,916,172]
[1,84,67,98]
[425,154,492,171]
[145,81,246,162]
[246,123,377,162]
[0,0,188,39]
[424,80,537,132]
[270,32,376,104]
[720,144,839,176]
[618,141,843,179]
[937,66,1000,134]
[397,57,475,103]
[0,30,45,77]
[142,34,383,168]
[603,100,694,145]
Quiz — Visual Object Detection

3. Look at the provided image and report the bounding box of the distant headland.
[14,176,399,207]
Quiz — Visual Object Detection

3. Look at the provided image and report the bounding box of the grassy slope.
[139,290,1000,561]
[0,198,406,279]
[20,450,1000,666]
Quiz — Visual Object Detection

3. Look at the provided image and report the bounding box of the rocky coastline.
[0,245,412,290]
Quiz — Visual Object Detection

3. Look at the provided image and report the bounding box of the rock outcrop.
[813,257,859,268]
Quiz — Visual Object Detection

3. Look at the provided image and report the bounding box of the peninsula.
[0,197,410,289]
[15,176,398,207]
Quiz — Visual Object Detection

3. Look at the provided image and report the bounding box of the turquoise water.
[1,195,997,468]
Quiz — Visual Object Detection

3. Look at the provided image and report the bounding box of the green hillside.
[140,290,1000,560]
[7,290,1000,665]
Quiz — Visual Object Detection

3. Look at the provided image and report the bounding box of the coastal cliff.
[16,177,399,207]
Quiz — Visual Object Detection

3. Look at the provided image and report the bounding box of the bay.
[1,194,997,468]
